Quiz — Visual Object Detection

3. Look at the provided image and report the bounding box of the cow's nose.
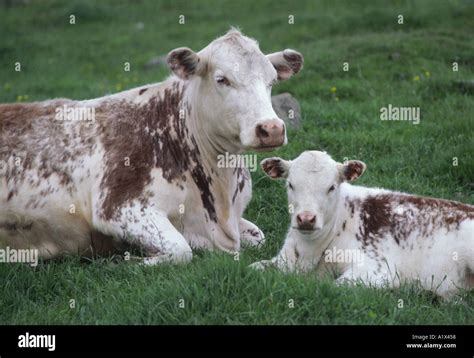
[256,120,285,147]
[296,211,316,230]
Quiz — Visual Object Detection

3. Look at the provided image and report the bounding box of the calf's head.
[261,151,366,235]
[167,29,303,152]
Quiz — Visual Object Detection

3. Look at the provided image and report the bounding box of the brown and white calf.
[0,29,303,264]
[252,151,474,297]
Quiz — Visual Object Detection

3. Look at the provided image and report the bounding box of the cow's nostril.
[256,124,269,138]
[255,120,285,147]
[297,211,317,230]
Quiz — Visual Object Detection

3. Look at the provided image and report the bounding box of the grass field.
[0,0,473,324]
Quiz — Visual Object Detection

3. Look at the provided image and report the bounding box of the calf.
[252,151,474,297]
[0,29,304,264]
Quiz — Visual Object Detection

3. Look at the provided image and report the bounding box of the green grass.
[0,0,473,324]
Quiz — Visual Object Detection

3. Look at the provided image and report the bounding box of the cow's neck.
[305,194,349,261]
[180,78,241,234]
[322,185,372,250]
[317,212,343,257]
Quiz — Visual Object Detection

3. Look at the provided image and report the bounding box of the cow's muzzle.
[255,119,286,149]
[296,211,317,231]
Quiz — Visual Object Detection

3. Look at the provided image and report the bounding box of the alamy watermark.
[324,247,364,267]
[0,246,38,267]
[55,105,95,123]
[217,152,257,172]
[18,332,55,351]
[380,104,420,125]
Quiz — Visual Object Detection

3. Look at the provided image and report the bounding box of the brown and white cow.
[252,151,474,297]
[0,29,303,264]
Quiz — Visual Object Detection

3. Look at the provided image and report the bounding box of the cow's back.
[0,100,101,257]
[354,191,474,292]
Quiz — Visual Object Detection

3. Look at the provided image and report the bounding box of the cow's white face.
[261,151,366,236]
[167,29,303,152]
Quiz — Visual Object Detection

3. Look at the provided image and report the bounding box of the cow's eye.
[216,76,231,86]
[328,185,336,193]
[288,182,294,190]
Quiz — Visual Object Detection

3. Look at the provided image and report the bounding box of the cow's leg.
[336,265,392,288]
[250,240,296,272]
[95,205,192,265]
[250,237,318,273]
[239,218,265,247]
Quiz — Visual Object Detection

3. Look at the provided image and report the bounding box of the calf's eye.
[328,185,336,193]
[216,76,231,86]
[288,183,294,190]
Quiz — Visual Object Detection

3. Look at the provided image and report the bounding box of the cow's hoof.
[241,227,266,247]
[249,259,273,271]
[335,276,358,287]
[141,250,193,266]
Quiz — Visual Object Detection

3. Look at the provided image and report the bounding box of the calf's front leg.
[250,237,319,273]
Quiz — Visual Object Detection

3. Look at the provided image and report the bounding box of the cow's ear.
[167,47,205,80]
[261,157,290,179]
[267,49,304,81]
[339,160,367,182]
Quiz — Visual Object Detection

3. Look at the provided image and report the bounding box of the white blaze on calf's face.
[167,29,304,151]
[261,151,366,233]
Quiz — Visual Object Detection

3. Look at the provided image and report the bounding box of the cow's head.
[261,151,366,236]
[167,29,303,152]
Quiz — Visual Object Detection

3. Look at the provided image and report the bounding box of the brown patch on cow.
[1,100,94,199]
[242,228,260,238]
[401,195,474,232]
[191,165,217,222]
[99,81,217,222]
[359,195,393,246]
[356,193,474,247]
[345,198,359,218]
[0,220,33,231]
[138,88,148,95]
[0,104,49,186]
[232,167,249,204]
[295,246,300,260]
[0,103,48,135]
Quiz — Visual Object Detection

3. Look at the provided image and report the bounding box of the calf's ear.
[339,160,367,182]
[167,47,205,80]
[261,157,290,179]
[267,49,304,81]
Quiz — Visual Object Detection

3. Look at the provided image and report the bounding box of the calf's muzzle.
[296,211,316,231]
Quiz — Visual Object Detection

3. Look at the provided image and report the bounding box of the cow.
[0,29,304,265]
[251,151,474,297]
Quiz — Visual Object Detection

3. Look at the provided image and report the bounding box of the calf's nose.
[255,120,285,147]
[296,211,316,230]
